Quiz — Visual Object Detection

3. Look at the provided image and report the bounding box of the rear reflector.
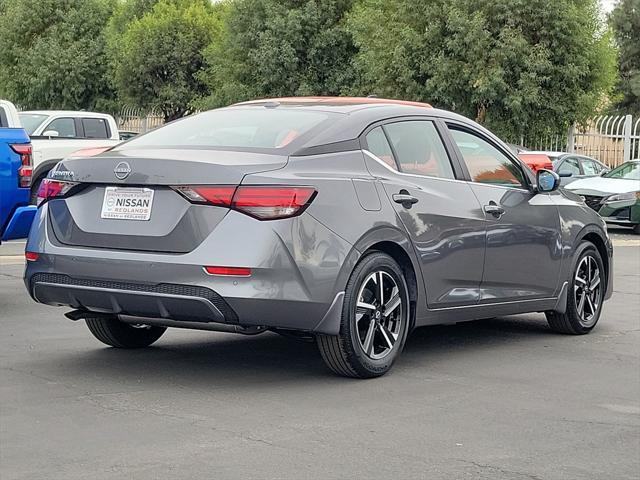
[37,179,79,206]
[25,251,39,262]
[172,185,316,220]
[204,266,252,276]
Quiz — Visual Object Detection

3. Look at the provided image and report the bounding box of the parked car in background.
[552,153,609,186]
[0,102,36,242]
[18,110,121,201]
[119,131,139,141]
[566,160,640,233]
[517,152,553,173]
[24,97,613,378]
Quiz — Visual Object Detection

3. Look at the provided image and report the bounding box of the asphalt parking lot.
[1,231,638,480]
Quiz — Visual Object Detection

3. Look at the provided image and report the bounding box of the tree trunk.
[476,104,487,124]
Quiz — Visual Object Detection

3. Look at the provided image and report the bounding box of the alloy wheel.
[574,255,602,328]
[355,270,405,360]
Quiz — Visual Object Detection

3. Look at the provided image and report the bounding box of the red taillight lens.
[37,179,79,206]
[204,266,251,276]
[25,251,39,262]
[172,185,316,220]
[173,186,236,206]
[232,186,316,220]
[10,143,33,188]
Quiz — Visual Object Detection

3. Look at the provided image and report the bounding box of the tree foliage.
[0,0,116,111]
[197,0,357,109]
[107,0,222,121]
[347,0,617,138]
[610,0,640,114]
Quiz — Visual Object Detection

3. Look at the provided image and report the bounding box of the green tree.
[108,0,221,121]
[0,0,116,111]
[347,0,617,139]
[610,0,640,114]
[197,0,357,109]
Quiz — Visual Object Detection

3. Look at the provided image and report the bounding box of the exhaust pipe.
[64,309,267,335]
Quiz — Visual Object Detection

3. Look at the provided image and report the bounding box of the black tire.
[85,316,166,348]
[546,241,605,335]
[316,252,410,378]
[633,224,640,235]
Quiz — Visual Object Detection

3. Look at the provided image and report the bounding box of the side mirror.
[536,169,560,193]
[559,171,573,178]
[43,130,59,137]
[600,170,609,176]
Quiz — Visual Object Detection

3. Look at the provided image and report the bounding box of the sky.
[600,0,617,13]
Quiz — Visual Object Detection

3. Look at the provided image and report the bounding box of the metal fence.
[115,106,164,134]
[521,114,639,167]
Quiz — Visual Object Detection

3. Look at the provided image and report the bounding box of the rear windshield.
[19,113,48,135]
[119,108,337,151]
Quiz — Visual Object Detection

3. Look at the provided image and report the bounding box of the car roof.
[236,96,433,111]
[20,110,111,117]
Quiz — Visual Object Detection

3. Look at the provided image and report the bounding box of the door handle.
[393,193,419,207]
[484,202,505,218]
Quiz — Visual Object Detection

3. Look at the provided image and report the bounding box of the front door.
[446,125,563,302]
[362,120,486,308]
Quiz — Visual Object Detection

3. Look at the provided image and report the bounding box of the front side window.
[383,121,455,179]
[449,127,527,188]
[45,118,76,137]
[365,126,397,170]
[82,118,109,139]
[558,157,581,176]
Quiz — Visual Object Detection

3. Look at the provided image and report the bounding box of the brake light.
[172,185,316,220]
[10,143,32,188]
[37,179,79,206]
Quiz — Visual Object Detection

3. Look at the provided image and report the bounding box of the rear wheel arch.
[342,227,423,330]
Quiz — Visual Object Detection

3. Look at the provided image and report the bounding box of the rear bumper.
[1,205,36,241]
[29,273,237,324]
[24,205,352,335]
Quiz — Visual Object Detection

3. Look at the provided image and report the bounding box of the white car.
[18,110,121,200]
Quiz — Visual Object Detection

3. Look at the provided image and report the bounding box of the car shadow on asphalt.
[45,314,556,387]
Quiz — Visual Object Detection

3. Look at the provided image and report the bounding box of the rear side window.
[0,107,8,128]
[45,118,76,137]
[449,127,527,188]
[120,108,336,150]
[581,159,599,175]
[365,127,397,170]
[82,118,109,139]
[384,121,455,179]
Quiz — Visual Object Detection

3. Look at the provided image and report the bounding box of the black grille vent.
[30,273,238,322]
[582,195,604,211]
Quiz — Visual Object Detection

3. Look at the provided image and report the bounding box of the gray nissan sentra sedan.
[24,97,613,378]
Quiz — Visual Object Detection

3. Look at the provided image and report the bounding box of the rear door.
[445,123,562,302]
[363,119,486,308]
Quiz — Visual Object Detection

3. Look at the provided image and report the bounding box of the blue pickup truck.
[0,127,36,243]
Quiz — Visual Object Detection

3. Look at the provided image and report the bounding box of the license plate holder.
[101,187,154,221]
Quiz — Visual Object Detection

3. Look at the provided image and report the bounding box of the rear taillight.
[232,186,316,220]
[172,185,316,220]
[37,178,79,206]
[10,143,32,188]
